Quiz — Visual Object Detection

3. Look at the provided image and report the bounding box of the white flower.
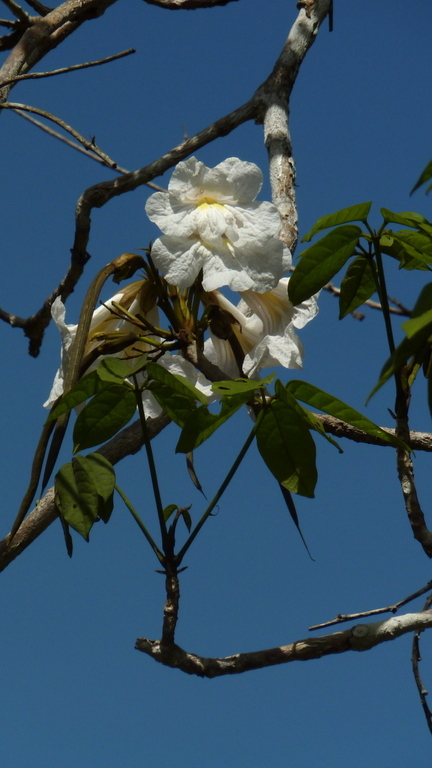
[44,281,159,409]
[146,157,291,293]
[44,282,214,419]
[203,278,319,378]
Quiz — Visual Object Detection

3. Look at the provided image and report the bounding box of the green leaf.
[211,374,274,396]
[73,384,137,452]
[146,361,208,404]
[275,382,342,453]
[163,504,178,522]
[402,308,432,339]
[96,356,147,383]
[256,399,317,497]
[302,203,372,242]
[181,508,192,532]
[368,284,432,400]
[148,381,197,427]
[176,392,251,453]
[411,159,432,195]
[76,452,116,523]
[55,462,96,541]
[392,231,432,266]
[380,208,432,231]
[287,380,409,450]
[288,225,362,305]
[338,256,377,318]
[48,371,109,420]
[379,233,430,272]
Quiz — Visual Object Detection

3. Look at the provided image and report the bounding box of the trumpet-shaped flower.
[203,278,319,379]
[146,157,291,293]
[44,281,213,418]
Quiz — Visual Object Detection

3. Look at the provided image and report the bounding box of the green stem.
[373,237,406,408]
[373,238,396,354]
[133,375,168,551]
[114,484,164,563]
[175,409,265,565]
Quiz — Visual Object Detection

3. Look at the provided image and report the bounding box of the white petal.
[151,236,207,289]
[243,325,304,376]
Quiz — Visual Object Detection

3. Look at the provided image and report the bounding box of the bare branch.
[70,1,332,293]
[0,26,23,49]
[412,594,432,735]
[1,0,31,23]
[395,391,432,558]
[12,108,166,191]
[135,611,432,677]
[322,280,411,317]
[1,101,119,167]
[257,0,331,252]
[0,0,119,102]
[315,414,432,452]
[23,0,51,14]
[309,580,432,630]
[0,47,135,86]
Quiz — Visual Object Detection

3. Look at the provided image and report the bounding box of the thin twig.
[0,47,135,87]
[23,0,51,14]
[12,108,166,190]
[1,0,30,23]
[412,594,432,735]
[309,580,432,630]
[1,101,119,167]
[322,280,411,316]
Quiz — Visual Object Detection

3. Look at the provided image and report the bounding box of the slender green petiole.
[374,239,396,355]
[175,408,265,565]
[114,484,164,563]
[133,375,169,552]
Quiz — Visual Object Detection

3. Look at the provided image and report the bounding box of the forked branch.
[135,610,432,678]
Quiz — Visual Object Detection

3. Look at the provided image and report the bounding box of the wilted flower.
[44,280,213,417]
[203,278,319,378]
[146,157,291,293]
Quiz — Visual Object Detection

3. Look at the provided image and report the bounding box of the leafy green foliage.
[339,256,377,318]
[97,356,147,383]
[211,374,274,396]
[256,398,317,497]
[410,159,432,195]
[73,385,137,452]
[381,208,432,233]
[146,361,208,404]
[146,361,211,427]
[380,233,431,271]
[301,202,372,242]
[48,371,110,420]
[287,380,409,450]
[274,382,342,452]
[288,225,362,305]
[176,391,252,453]
[149,382,197,427]
[55,453,116,540]
[368,283,432,402]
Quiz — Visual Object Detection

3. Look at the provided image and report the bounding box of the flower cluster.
[46,156,318,414]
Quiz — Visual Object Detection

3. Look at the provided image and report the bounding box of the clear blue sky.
[1,1,432,765]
